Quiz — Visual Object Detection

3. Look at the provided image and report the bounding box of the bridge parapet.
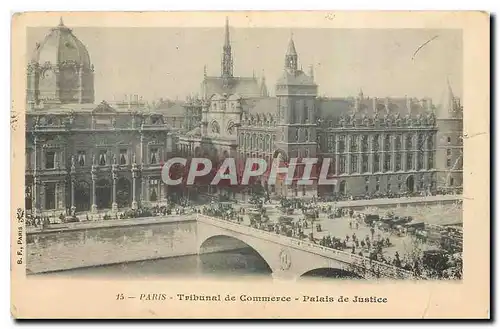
[197,214,416,280]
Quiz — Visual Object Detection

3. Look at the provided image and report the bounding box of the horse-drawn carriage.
[281,207,294,215]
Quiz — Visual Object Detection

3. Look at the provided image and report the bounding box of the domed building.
[25,19,174,217]
[27,18,94,106]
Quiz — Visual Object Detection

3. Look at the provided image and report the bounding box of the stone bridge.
[197,214,415,280]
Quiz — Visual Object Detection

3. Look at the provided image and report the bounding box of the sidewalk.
[27,214,197,235]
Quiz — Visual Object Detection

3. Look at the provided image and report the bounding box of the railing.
[197,214,415,279]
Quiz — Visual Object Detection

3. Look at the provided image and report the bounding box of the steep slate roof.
[202,76,262,98]
[276,69,315,86]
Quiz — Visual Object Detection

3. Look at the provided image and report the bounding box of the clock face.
[43,69,53,80]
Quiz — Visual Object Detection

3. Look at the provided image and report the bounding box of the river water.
[27,220,274,279]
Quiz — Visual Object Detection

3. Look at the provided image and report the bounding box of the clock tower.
[27,17,95,107]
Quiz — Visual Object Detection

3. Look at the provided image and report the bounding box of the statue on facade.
[132,153,136,164]
[71,155,75,168]
[92,154,96,166]
[113,154,117,165]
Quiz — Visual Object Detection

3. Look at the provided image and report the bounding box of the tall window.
[149,178,159,201]
[417,134,425,151]
[405,135,413,150]
[407,153,414,170]
[384,134,391,152]
[338,136,346,153]
[374,154,380,172]
[350,135,358,152]
[446,158,452,168]
[329,157,336,175]
[417,153,424,170]
[395,153,402,171]
[351,154,358,173]
[361,135,368,152]
[304,129,309,142]
[339,155,346,174]
[119,149,128,165]
[327,135,334,150]
[384,154,392,172]
[77,151,86,167]
[395,135,402,151]
[372,135,380,152]
[98,150,107,166]
[303,104,308,123]
[44,182,56,210]
[150,148,159,164]
[427,135,434,150]
[45,151,55,169]
[428,153,434,169]
[362,154,369,173]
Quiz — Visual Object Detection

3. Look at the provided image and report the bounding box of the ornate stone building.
[25,19,174,215]
[178,22,463,198]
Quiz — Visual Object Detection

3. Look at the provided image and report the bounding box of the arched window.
[384,134,391,152]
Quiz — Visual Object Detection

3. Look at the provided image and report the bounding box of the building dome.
[31,18,91,69]
[27,18,95,106]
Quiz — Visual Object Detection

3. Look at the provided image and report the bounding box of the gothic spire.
[260,70,269,97]
[221,16,233,78]
[285,32,298,72]
[224,16,230,48]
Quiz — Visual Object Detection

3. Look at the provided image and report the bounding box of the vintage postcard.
[10,11,490,319]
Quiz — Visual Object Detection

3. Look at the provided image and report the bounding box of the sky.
[27,25,462,103]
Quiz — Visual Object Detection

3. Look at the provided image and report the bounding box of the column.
[131,170,138,209]
[91,169,97,212]
[346,135,351,174]
[335,135,340,174]
[402,133,407,171]
[391,134,396,172]
[57,182,63,210]
[140,134,145,168]
[368,134,374,173]
[33,177,40,215]
[112,171,118,212]
[381,135,386,173]
[424,133,429,170]
[70,178,76,215]
[141,175,148,203]
[413,134,418,171]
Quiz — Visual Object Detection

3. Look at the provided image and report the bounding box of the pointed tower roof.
[260,70,269,97]
[224,16,230,48]
[286,33,297,56]
[437,77,460,119]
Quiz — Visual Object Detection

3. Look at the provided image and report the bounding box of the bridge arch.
[198,234,273,275]
[300,267,363,279]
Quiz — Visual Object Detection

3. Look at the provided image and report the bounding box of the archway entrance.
[96,179,112,209]
[406,175,415,193]
[75,181,91,212]
[116,178,131,208]
[339,180,347,195]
